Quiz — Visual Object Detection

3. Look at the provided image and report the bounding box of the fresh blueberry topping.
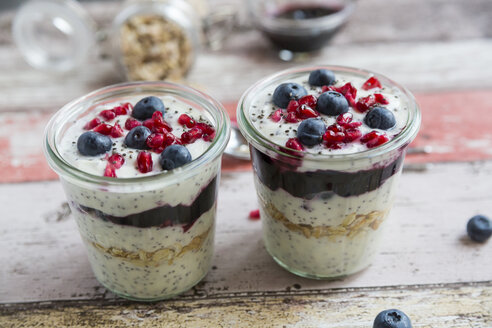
[308,69,335,86]
[272,83,308,108]
[297,118,326,146]
[124,126,151,149]
[373,309,412,328]
[159,144,192,170]
[316,91,349,116]
[364,106,396,130]
[131,96,165,120]
[467,215,492,242]
[77,131,112,156]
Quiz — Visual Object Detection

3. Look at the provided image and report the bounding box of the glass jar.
[44,81,230,300]
[13,0,201,81]
[237,65,421,279]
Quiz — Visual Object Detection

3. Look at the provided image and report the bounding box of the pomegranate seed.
[99,109,116,121]
[270,109,283,122]
[366,134,389,148]
[344,129,362,142]
[298,95,317,108]
[327,123,343,133]
[146,133,165,150]
[249,209,260,220]
[195,122,215,136]
[178,114,196,128]
[336,112,353,125]
[153,120,173,133]
[286,100,300,113]
[107,153,125,169]
[362,76,382,90]
[181,127,203,144]
[374,93,389,105]
[124,118,141,130]
[284,112,299,123]
[322,85,337,93]
[360,131,380,143]
[326,142,343,150]
[163,132,181,146]
[104,164,116,178]
[152,111,164,121]
[143,119,154,131]
[110,123,124,138]
[84,118,101,130]
[113,105,127,116]
[323,129,345,143]
[137,151,153,173]
[344,121,363,129]
[93,123,113,135]
[297,105,319,119]
[331,83,357,108]
[285,138,304,151]
[355,95,376,113]
[203,131,216,142]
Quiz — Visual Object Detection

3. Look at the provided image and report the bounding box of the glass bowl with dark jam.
[249,0,356,54]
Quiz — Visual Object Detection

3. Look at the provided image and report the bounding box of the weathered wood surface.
[1,162,491,303]
[1,283,491,327]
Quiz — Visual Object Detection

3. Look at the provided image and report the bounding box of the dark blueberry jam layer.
[76,177,217,230]
[251,148,403,198]
[263,5,344,52]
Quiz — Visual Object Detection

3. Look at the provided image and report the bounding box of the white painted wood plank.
[1,161,491,303]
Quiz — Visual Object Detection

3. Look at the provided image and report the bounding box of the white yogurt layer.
[249,72,409,155]
[59,95,213,178]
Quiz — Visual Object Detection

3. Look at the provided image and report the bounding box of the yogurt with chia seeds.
[44,82,230,300]
[237,66,420,279]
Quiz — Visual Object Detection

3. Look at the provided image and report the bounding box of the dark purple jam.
[262,4,345,52]
[76,177,217,231]
[251,148,403,198]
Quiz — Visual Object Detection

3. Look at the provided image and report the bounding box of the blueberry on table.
[297,118,326,146]
[272,83,308,108]
[364,106,396,130]
[124,126,151,149]
[373,309,412,328]
[160,145,192,170]
[316,91,349,116]
[467,215,492,242]
[77,131,112,156]
[308,69,335,86]
[132,96,165,120]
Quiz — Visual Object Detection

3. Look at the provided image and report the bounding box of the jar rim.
[236,65,421,162]
[44,81,230,188]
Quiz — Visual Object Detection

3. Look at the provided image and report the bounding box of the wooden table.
[1,0,491,326]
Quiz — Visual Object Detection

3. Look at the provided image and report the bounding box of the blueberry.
[77,131,112,156]
[297,118,326,147]
[316,91,349,116]
[373,309,412,328]
[124,126,151,149]
[159,145,192,170]
[467,215,492,242]
[364,106,396,130]
[132,96,165,120]
[272,83,308,108]
[308,69,335,86]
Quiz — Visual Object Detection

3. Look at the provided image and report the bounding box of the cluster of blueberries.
[272,69,396,147]
[77,96,191,171]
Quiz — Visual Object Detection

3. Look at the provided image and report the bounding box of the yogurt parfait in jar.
[44,82,230,300]
[237,66,420,279]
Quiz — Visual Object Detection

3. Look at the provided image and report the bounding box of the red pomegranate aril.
[110,123,124,138]
[325,142,343,150]
[298,95,317,108]
[108,153,125,169]
[99,109,116,121]
[285,138,304,151]
[195,122,215,136]
[355,95,376,113]
[297,105,319,119]
[249,209,260,220]
[93,123,113,135]
[285,112,299,123]
[113,105,128,116]
[152,111,164,121]
[104,164,116,178]
[270,109,283,122]
[153,120,172,133]
[327,123,343,133]
[124,118,141,130]
[366,134,389,148]
[360,131,380,143]
[344,121,362,129]
[362,76,382,90]
[163,132,181,146]
[181,127,203,144]
[84,118,101,130]
[323,130,345,143]
[203,131,216,142]
[137,151,153,173]
[286,100,300,113]
[336,112,353,125]
[146,133,165,150]
[344,129,362,142]
[374,93,389,105]
[178,114,196,128]
[322,85,337,93]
